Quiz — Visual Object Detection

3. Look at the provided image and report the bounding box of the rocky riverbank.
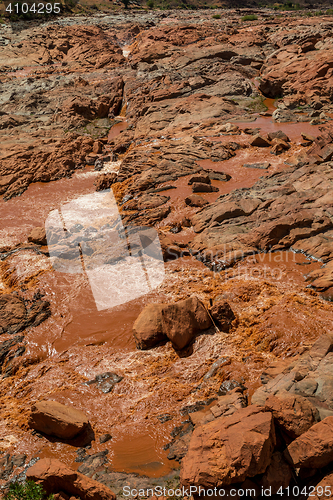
[1,7,333,500]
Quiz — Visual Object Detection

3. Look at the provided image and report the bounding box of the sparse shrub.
[326,8,333,14]
[241,14,258,21]
[212,13,221,18]
[4,481,54,500]
[147,0,154,7]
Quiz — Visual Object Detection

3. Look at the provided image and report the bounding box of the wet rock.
[28,227,47,246]
[190,161,333,268]
[218,379,246,396]
[26,458,116,500]
[170,222,182,234]
[137,194,170,210]
[301,132,315,143]
[133,297,212,351]
[28,400,90,440]
[202,357,231,381]
[209,300,235,332]
[267,131,290,142]
[250,134,271,147]
[185,194,209,208]
[265,391,319,439]
[161,296,212,350]
[191,182,219,193]
[181,406,275,487]
[95,173,117,192]
[157,414,173,423]
[77,450,109,477]
[209,389,247,419]
[159,233,183,261]
[132,303,166,350]
[85,372,123,394]
[286,416,333,469]
[243,162,270,169]
[164,420,194,461]
[0,335,25,376]
[188,174,211,185]
[99,434,112,444]
[0,295,27,335]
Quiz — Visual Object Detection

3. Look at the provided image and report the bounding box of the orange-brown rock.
[0,294,27,335]
[28,227,47,246]
[26,458,116,500]
[161,297,212,350]
[133,297,212,351]
[28,400,90,439]
[286,416,333,469]
[209,300,235,332]
[307,473,333,499]
[181,406,275,487]
[132,303,166,350]
[185,194,209,208]
[265,391,319,439]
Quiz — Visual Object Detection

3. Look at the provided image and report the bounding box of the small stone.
[250,134,271,147]
[99,433,112,444]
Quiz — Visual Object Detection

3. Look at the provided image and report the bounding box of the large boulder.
[133,297,212,351]
[181,406,276,487]
[28,401,90,439]
[265,391,319,439]
[132,303,166,350]
[285,416,333,469]
[161,297,212,350]
[26,458,116,500]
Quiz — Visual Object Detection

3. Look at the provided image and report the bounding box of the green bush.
[147,0,154,7]
[326,8,333,14]
[212,13,221,18]
[4,481,54,500]
[241,14,258,21]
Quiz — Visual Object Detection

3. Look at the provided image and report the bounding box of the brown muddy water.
[0,114,330,480]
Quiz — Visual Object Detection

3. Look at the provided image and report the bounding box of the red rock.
[181,406,276,487]
[0,294,27,335]
[95,173,117,192]
[250,134,271,147]
[267,131,290,142]
[28,227,47,246]
[133,296,212,351]
[93,141,103,154]
[307,473,333,499]
[132,303,166,350]
[188,174,211,185]
[209,300,235,332]
[286,416,333,469]
[28,400,90,439]
[185,194,209,207]
[265,391,319,438]
[192,182,219,193]
[158,233,183,261]
[26,458,116,500]
[161,297,212,350]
